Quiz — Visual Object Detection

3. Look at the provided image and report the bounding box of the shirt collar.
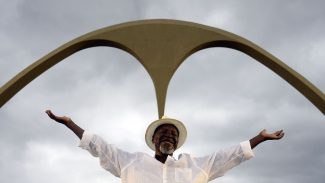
[166,155,176,162]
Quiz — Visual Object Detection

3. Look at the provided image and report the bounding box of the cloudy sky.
[0,0,324,183]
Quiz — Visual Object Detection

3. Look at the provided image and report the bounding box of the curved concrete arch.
[179,40,325,114]
[0,38,142,106]
[0,19,324,117]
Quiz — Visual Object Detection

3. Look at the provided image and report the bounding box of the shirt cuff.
[240,140,255,160]
[78,131,93,149]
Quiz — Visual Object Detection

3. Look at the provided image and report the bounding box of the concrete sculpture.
[0,19,324,116]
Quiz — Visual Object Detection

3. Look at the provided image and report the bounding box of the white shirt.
[79,131,255,183]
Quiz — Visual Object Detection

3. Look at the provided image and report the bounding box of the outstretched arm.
[249,129,285,149]
[45,109,84,139]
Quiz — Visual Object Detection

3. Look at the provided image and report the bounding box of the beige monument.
[0,19,324,116]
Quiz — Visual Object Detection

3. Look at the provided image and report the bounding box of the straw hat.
[145,117,187,151]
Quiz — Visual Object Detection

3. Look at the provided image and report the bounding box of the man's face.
[152,124,179,155]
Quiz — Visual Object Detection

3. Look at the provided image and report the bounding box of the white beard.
[159,141,175,154]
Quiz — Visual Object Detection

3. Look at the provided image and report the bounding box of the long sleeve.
[78,131,136,177]
[192,140,255,181]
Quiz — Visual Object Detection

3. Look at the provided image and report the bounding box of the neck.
[155,153,173,164]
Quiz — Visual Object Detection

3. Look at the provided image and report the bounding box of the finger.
[275,132,284,139]
[275,130,283,136]
[45,110,51,116]
[49,111,56,117]
[46,110,57,119]
[45,109,52,114]
[279,132,285,138]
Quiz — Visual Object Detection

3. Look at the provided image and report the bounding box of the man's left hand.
[259,129,285,141]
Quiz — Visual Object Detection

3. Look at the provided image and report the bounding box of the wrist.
[257,133,267,141]
[64,119,73,126]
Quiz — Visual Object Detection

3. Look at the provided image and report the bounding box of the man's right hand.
[45,109,84,139]
[45,110,71,125]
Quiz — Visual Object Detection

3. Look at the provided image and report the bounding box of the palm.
[45,110,71,124]
[260,129,284,140]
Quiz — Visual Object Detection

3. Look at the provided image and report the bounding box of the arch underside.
[0,19,324,117]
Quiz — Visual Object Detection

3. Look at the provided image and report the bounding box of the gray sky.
[0,0,324,183]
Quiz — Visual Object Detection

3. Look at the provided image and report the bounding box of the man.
[45,109,284,183]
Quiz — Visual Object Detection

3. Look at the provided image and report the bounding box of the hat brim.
[145,118,187,151]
